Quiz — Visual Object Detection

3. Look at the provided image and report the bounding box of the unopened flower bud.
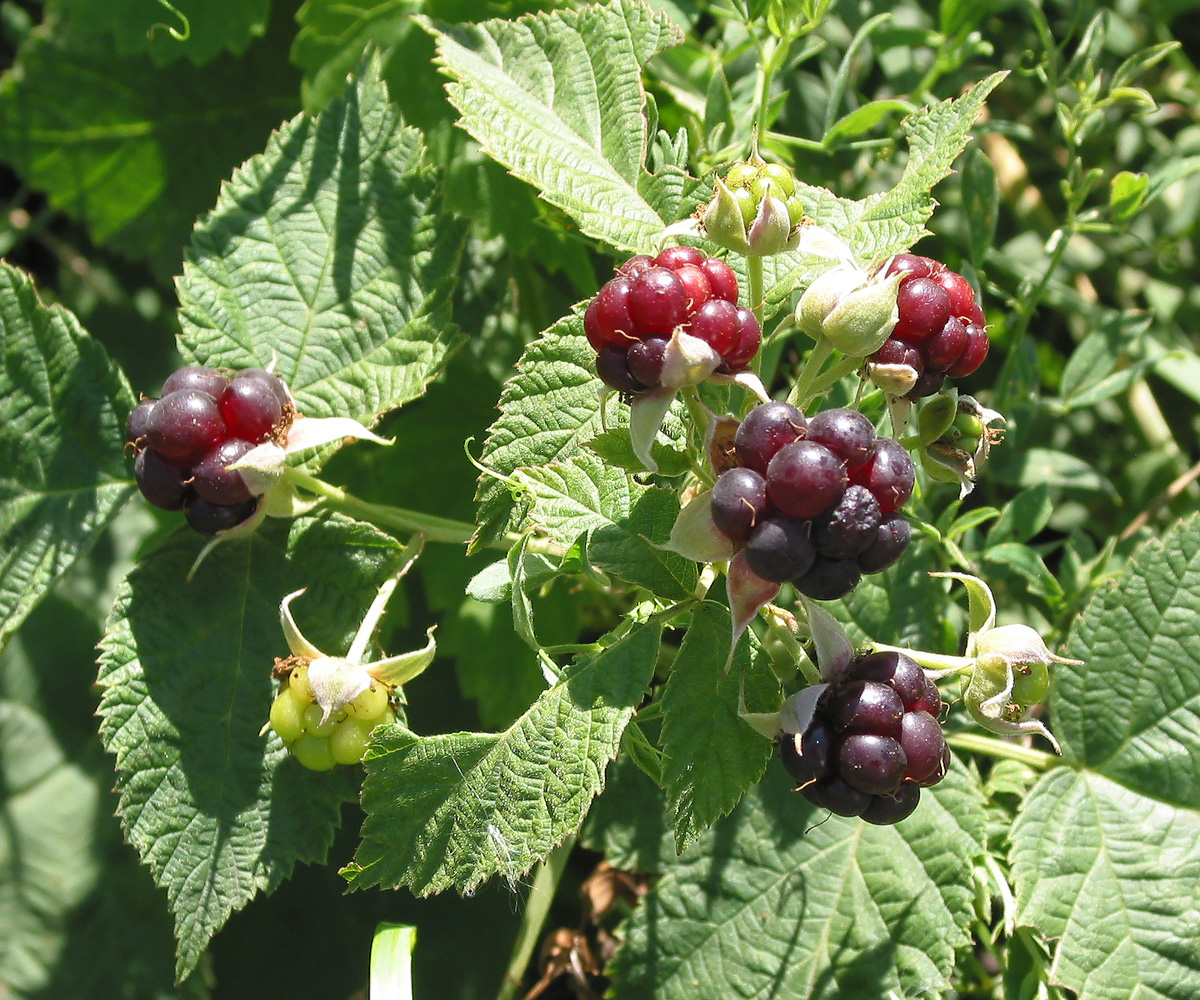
[797,267,902,357]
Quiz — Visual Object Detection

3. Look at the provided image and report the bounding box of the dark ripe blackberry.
[857,439,914,513]
[674,264,712,310]
[192,438,256,505]
[654,246,705,270]
[145,389,227,467]
[734,401,807,475]
[779,722,832,787]
[629,267,689,336]
[162,365,229,399]
[595,348,643,393]
[870,337,924,376]
[831,680,904,736]
[883,253,933,280]
[861,782,921,825]
[627,337,667,387]
[933,269,977,318]
[617,254,656,279]
[744,514,816,583]
[903,369,946,400]
[686,298,739,355]
[802,776,871,817]
[590,276,640,347]
[946,323,989,378]
[857,512,911,574]
[917,744,951,787]
[812,485,881,558]
[221,377,283,443]
[721,307,761,369]
[126,398,157,448]
[838,734,907,795]
[134,448,189,511]
[710,467,769,543]
[899,711,946,784]
[806,408,875,474]
[893,277,952,344]
[183,495,258,536]
[847,651,926,710]
[910,674,943,717]
[926,316,968,371]
[793,554,861,601]
[700,257,739,304]
[766,440,847,520]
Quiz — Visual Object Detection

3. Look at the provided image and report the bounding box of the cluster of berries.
[782,651,949,825]
[584,247,761,393]
[268,662,395,771]
[712,402,914,600]
[125,366,290,535]
[870,253,989,399]
[722,159,805,233]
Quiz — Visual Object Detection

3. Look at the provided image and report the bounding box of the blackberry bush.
[4,4,1183,1000]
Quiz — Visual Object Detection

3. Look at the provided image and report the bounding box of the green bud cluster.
[269,662,396,770]
[723,158,805,230]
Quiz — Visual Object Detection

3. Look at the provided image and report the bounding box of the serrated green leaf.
[989,484,1053,545]
[1013,448,1113,494]
[1059,312,1152,403]
[1011,769,1200,1000]
[292,0,416,114]
[423,1,687,252]
[96,512,403,978]
[1007,514,1200,1000]
[849,72,1007,266]
[660,603,779,852]
[0,17,299,274]
[823,98,914,148]
[962,144,999,267]
[836,544,954,653]
[344,622,661,895]
[177,54,465,431]
[586,425,691,477]
[47,0,271,65]
[610,761,987,999]
[473,310,686,546]
[0,263,135,657]
[514,454,697,600]
[0,701,103,996]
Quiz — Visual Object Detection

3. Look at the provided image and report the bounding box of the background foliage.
[2,0,1200,998]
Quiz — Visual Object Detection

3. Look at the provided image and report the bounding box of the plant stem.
[285,467,564,557]
[870,642,975,674]
[347,534,424,663]
[286,467,475,543]
[946,731,1059,770]
[800,354,864,405]
[786,335,834,408]
[495,835,576,1000]
[748,255,765,330]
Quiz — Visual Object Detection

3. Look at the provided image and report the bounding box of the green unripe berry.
[292,734,336,771]
[269,689,305,744]
[786,195,805,227]
[732,186,757,227]
[954,412,985,439]
[302,703,341,738]
[1012,661,1050,706]
[329,717,376,765]
[287,663,313,703]
[346,681,389,721]
[762,162,796,197]
[725,162,759,188]
[749,176,784,202]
